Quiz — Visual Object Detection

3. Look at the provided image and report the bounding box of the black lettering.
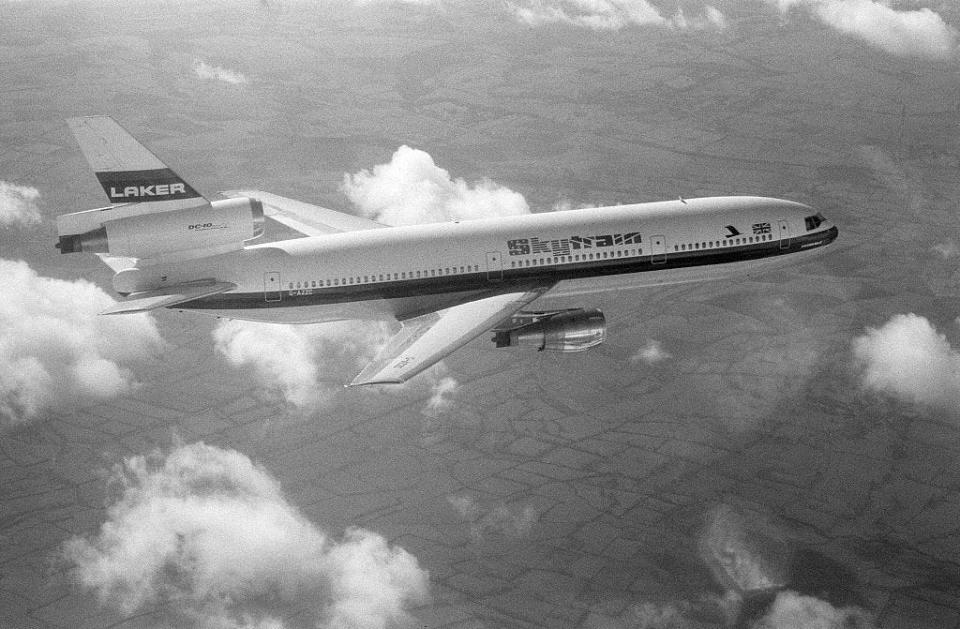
[508,239,530,256]
[530,238,552,254]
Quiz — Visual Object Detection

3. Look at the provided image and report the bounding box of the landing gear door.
[779,220,791,250]
[264,271,282,302]
[650,235,667,265]
[486,251,503,281]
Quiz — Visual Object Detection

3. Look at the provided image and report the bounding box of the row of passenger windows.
[289,265,480,289]
[287,234,775,289]
[674,233,772,251]
[511,248,642,267]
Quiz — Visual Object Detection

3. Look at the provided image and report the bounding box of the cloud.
[631,339,671,365]
[212,319,390,407]
[0,181,41,226]
[193,59,249,84]
[354,0,440,4]
[63,441,429,629]
[447,494,538,542]
[507,0,727,31]
[423,376,459,416]
[852,313,960,408]
[752,590,876,629]
[698,504,791,594]
[583,593,741,629]
[769,0,957,59]
[857,145,925,214]
[932,240,959,259]
[0,259,162,426]
[341,145,530,225]
[509,0,667,29]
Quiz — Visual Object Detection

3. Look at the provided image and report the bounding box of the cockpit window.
[804,212,825,231]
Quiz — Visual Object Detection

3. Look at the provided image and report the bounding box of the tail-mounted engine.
[56,197,264,261]
[492,308,606,352]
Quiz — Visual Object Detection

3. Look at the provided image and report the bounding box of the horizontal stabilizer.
[102,281,235,315]
[221,189,386,236]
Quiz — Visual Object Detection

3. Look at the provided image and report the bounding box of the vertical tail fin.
[67,116,206,211]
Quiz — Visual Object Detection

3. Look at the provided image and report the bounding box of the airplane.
[56,116,838,385]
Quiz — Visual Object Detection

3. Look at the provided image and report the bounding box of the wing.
[220,189,387,236]
[101,281,236,315]
[350,287,552,386]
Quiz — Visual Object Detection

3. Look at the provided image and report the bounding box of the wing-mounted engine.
[492,308,606,352]
[56,197,264,261]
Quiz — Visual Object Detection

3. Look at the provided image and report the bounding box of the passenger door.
[486,251,503,281]
[650,235,667,264]
[264,271,282,302]
[778,220,791,250]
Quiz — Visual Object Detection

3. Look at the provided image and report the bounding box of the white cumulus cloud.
[698,504,791,593]
[769,0,957,59]
[341,145,530,225]
[852,313,960,408]
[63,441,430,629]
[752,590,876,629]
[631,339,671,365]
[424,375,459,416]
[212,319,390,407]
[447,494,538,542]
[0,181,41,226]
[193,59,249,84]
[0,259,162,425]
[508,0,726,30]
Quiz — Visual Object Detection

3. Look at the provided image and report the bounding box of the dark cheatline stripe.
[96,169,202,202]
[177,226,838,311]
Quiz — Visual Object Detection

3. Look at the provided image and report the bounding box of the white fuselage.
[163,196,837,323]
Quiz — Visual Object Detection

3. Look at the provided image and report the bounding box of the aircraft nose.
[825,225,839,244]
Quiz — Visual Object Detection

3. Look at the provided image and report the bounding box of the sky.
[1,0,960,628]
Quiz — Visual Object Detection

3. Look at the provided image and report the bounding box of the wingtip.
[346,378,404,387]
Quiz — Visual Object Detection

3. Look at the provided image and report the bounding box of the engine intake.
[493,309,606,352]
[56,197,264,259]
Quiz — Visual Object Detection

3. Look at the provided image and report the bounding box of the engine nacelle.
[492,309,606,352]
[56,197,264,260]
